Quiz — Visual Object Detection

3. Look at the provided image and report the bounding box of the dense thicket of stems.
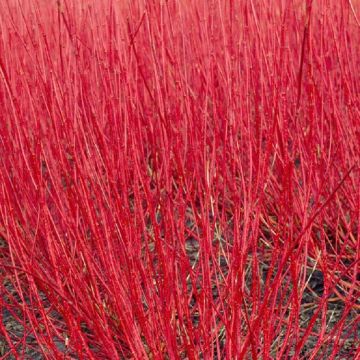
[0,0,359,358]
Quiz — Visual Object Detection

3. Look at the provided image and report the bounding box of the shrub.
[0,0,359,358]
